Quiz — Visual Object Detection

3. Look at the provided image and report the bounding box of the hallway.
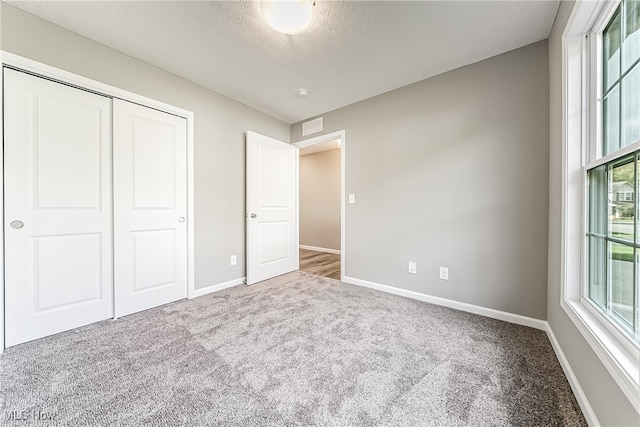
[299,249,340,280]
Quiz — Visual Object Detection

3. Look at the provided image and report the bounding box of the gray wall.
[1,3,290,290]
[547,2,638,425]
[300,149,341,251]
[293,41,550,320]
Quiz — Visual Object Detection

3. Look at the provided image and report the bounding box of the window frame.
[585,0,640,348]
[586,155,639,340]
[562,0,639,413]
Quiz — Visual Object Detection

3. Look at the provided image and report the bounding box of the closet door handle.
[9,220,24,229]
[250,213,257,218]
[178,217,185,223]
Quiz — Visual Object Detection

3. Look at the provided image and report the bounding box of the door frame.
[293,130,346,282]
[0,51,196,353]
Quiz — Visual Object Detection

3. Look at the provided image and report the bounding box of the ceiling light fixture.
[297,88,309,97]
[260,0,315,35]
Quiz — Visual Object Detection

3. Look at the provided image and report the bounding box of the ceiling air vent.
[302,117,323,136]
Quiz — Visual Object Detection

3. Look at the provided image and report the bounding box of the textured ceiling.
[7,1,560,124]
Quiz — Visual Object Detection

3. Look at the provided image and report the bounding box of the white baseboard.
[546,325,600,427]
[190,277,245,298]
[299,245,341,255]
[342,275,600,425]
[342,275,547,330]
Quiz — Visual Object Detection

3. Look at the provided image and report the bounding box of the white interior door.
[113,99,187,317]
[4,68,113,347]
[246,131,298,285]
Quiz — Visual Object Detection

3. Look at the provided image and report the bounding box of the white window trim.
[562,0,640,413]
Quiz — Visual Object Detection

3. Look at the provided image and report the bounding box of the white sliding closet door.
[113,99,187,317]
[4,69,113,346]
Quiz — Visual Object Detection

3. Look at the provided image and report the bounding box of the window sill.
[561,297,640,413]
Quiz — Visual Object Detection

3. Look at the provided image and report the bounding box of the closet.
[3,68,188,347]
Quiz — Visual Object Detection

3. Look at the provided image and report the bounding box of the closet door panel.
[113,99,187,317]
[4,68,113,346]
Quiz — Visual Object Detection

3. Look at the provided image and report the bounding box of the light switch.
[348,194,355,204]
[408,262,417,274]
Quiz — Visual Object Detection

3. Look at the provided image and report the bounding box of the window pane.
[637,250,640,335]
[608,158,635,241]
[621,62,640,146]
[604,85,621,155]
[608,242,635,327]
[589,236,607,307]
[604,8,622,90]
[637,250,640,337]
[589,164,607,235]
[636,155,640,245]
[622,0,640,72]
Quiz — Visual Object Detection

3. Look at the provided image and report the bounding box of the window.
[586,0,640,345]
[617,190,634,201]
[587,155,639,341]
[602,1,640,156]
[563,0,639,412]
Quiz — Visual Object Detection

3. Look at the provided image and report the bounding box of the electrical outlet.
[439,267,449,280]
[230,255,237,266]
[408,262,417,274]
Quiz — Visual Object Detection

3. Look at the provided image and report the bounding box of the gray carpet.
[1,271,586,426]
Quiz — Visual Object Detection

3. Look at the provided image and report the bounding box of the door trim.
[293,130,346,282]
[1,54,5,354]
[0,51,196,352]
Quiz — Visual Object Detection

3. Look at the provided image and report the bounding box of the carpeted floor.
[1,271,586,426]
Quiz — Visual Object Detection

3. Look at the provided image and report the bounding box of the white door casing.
[293,130,346,282]
[113,99,188,317]
[246,131,298,285]
[4,69,114,346]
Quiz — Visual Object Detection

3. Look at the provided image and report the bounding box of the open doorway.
[294,130,345,281]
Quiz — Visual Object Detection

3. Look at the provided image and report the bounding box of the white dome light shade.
[260,1,315,35]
